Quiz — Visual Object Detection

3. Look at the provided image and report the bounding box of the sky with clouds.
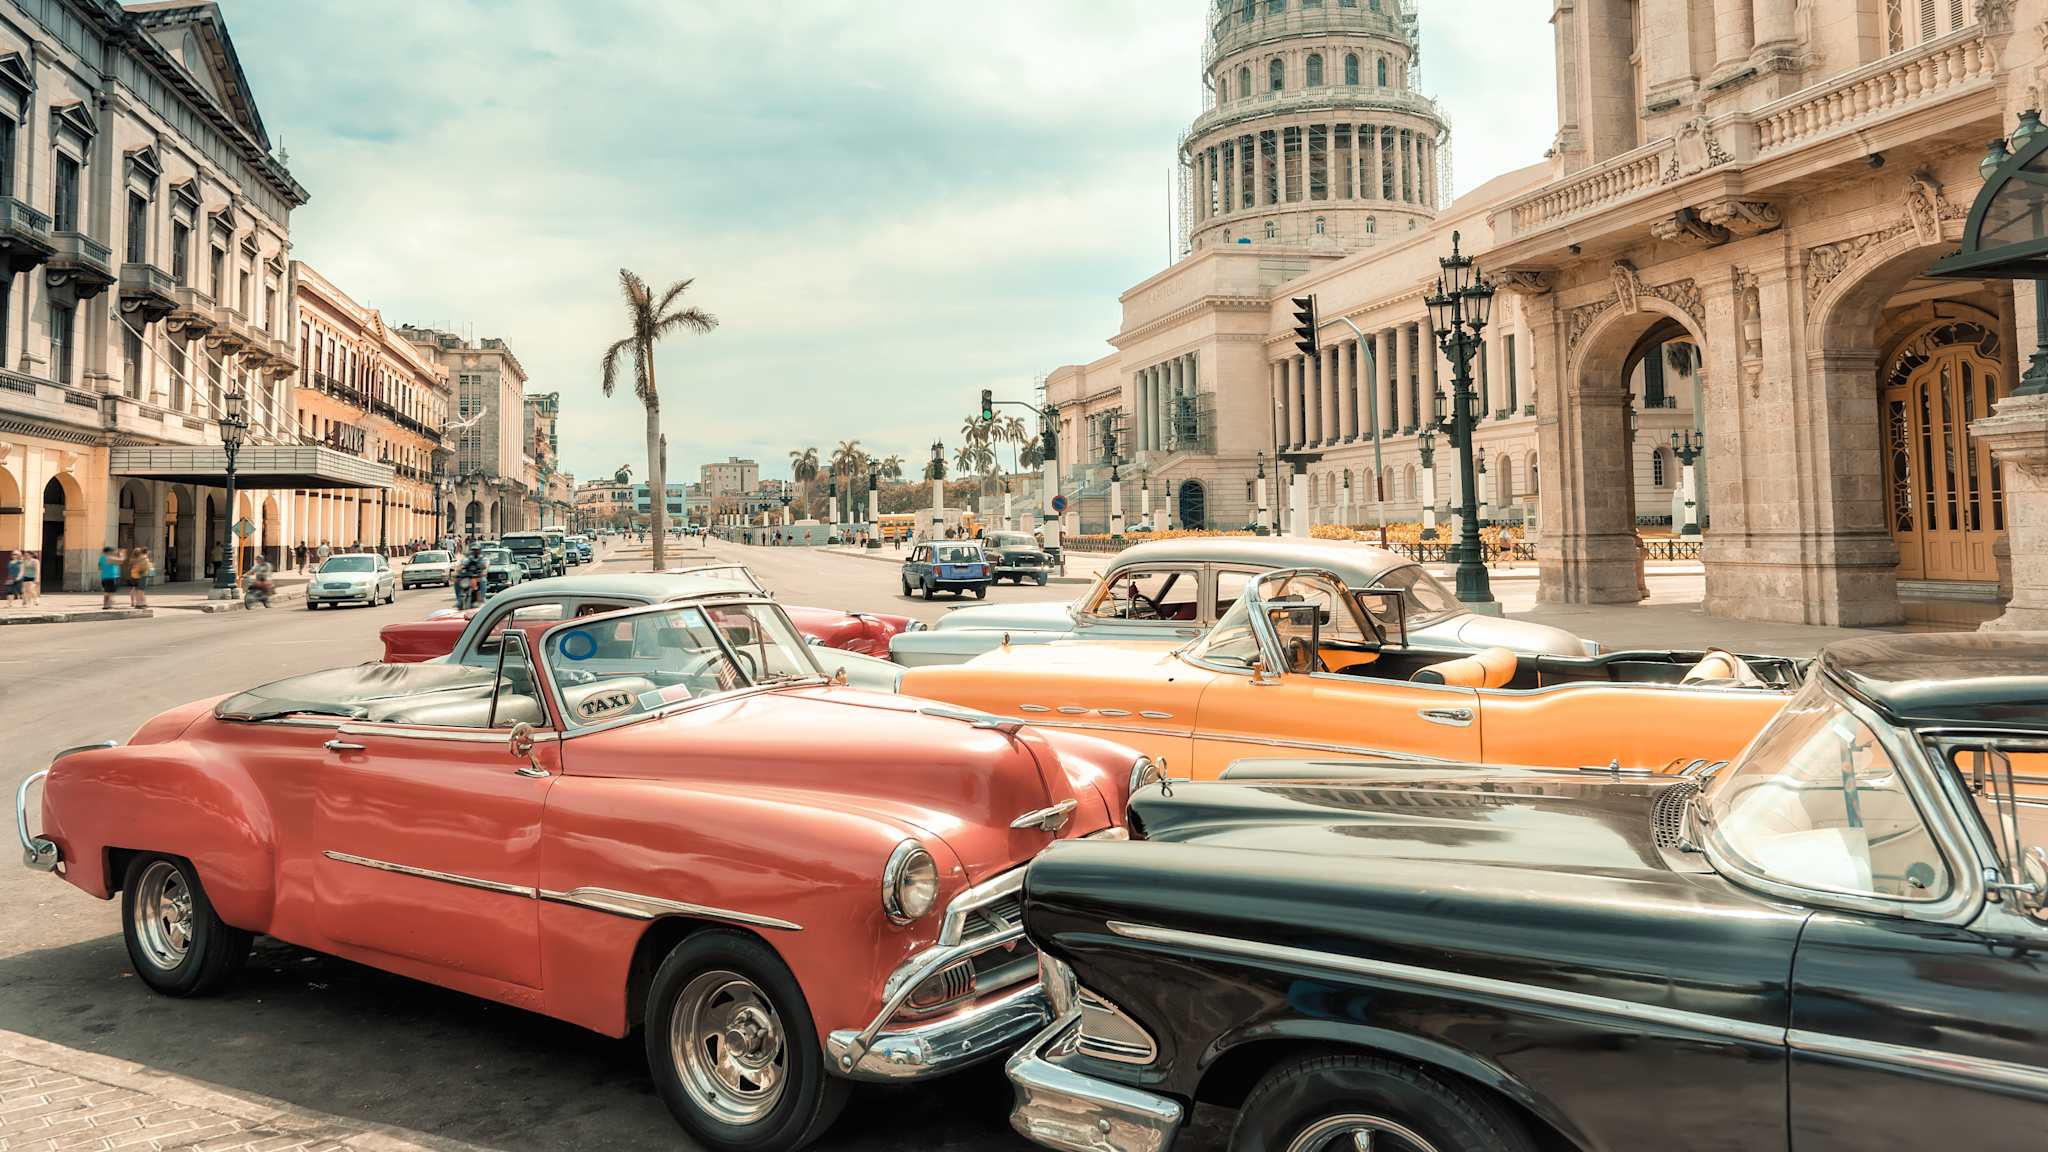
[227,0,1556,487]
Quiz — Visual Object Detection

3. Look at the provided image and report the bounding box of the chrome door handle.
[513,764,551,779]
[1420,708,1474,727]
[323,739,367,752]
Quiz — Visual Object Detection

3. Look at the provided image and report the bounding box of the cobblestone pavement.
[0,1029,463,1152]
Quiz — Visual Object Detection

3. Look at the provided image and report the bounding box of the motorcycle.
[243,575,274,609]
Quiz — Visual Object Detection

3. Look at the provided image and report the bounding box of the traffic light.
[979,389,994,421]
[1292,295,1319,358]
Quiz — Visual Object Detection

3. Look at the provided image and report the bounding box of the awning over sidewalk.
[109,445,396,490]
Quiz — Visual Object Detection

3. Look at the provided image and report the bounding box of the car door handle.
[324,739,367,752]
[1420,708,1474,727]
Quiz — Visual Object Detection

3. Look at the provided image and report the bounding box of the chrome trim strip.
[1017,704,1052,713]
[938,865,1027,947]
[1097,708,1132,717]
[52,741,119,762]
[841,920,1032,1070]
[334,724,560,745]
[1139,710,1174,720]
[985,716,1197,741]
[322,850,535,898]
[1789,1029,2048,1093]
[1105,921,1785,1047]
[1010,799,1078,832]
[1055,706,1088,715]
[1199,731,1458,764]
[321,852,802,930]
[17,770,57,871]
[1008,1014,1185,1152]
[538,886,802,932]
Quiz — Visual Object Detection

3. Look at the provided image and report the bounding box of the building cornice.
[1111,293,1272,348]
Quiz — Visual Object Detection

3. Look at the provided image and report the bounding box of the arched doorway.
[41,475,84,589]
[1881,317,2006,582]
[261,495,282,568]
[1175,479,1207,531]
[0,464,21,553]
[464,500,483,536]
[163,487,184,581]
[116,480,150,551]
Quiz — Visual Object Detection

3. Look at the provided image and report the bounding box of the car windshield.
[986,533,1034,549]
[1190,595,1263,668]
[505,537,544,553]
[934,544,983,563]
[1701,676,1949,902]
[1367,563,1464,628]
[543,602,821,725]
[411,551,449,564]
[482,549,513,566]
[320,556,374,573]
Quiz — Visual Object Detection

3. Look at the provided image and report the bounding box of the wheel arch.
[624,914,787,1033]
[1195,1022,1591,1152]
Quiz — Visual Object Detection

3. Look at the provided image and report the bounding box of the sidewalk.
[0,575,311,626]
[0,1028,471,1152]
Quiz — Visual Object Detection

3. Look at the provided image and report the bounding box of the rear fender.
[42,743,277,930]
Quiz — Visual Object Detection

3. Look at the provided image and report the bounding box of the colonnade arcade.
[1192,119,1438,231]
[1132,354,1200,455]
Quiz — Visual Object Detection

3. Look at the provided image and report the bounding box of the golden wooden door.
[1884,322,2007,583]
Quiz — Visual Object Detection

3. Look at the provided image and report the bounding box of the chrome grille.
[960,894,1024,941]
[1652,780,1701,850]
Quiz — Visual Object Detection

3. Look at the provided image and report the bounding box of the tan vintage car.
[899,568,1803,780]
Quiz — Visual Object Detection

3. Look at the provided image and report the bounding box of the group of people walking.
[96,546,157,609]
[2,549,42,607]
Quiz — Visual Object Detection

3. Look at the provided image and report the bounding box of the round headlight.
[883,842,939,924]
[1129,756,1163,795]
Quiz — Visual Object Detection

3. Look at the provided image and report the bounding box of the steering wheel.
[1284,636,1322,674]
[731,647,760,680]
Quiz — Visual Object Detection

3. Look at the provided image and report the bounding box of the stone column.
[1134,370,1149,452]
[1304,354,1322,445]
[1373,329,1392,437]
[1642,0,1697,100]
[1356,338,1375,439]
[1282,358,1299,448]
[1970,392,2048,630]
[1370,124,1382,201]
[1276,128,1290,205]
[1422,325,1441,426]
[1712,0,1754,75]
[1338,338,1356,440]
[1393,323,1412,435]
[1751,0,1794,54]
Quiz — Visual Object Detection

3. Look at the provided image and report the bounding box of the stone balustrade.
[1504,143,1665,237]
[1754,27,1996,156]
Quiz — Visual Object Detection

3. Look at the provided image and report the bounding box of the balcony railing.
[1204,6,1405,71]
[1495,26,1998,245]
[1186,86,1443,145]
[0,196,53,270]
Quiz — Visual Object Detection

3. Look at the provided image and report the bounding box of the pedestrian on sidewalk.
[125,545,155,608]
[18,550,39,606]
[98,547,122,609]
[206,539,221,580]
[3,549,19,603]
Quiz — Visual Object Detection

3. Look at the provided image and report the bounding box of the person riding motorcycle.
[455,549,486,610]
[243,559,275,609]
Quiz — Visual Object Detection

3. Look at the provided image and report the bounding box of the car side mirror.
[507,721,536,758]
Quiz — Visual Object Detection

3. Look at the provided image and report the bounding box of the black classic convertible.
[1005,633,2048,1152]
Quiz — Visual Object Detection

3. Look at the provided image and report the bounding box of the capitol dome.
[1185,0,1445,253]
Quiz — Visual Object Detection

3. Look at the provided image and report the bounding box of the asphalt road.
[0,539,1195,1152]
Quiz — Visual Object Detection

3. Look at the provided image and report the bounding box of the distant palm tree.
[612,464,633,485]
[600,268,717,569]
[789,446,819,517]
[996,414,1028,472]
[879,454,905,482]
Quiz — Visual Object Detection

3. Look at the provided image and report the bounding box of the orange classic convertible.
[17,597,1152,1152]
[899,568,1805,780]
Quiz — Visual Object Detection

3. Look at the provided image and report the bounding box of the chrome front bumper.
[16,769,57,871]
[826,979,1049,1081]
[1008,1015,1184,1152]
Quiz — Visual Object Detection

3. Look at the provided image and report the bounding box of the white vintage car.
[887,537,1594,667]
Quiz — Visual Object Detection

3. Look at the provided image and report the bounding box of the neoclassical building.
[1045,0,2043,629]
[0,0,333,589]
[400,324,530,538]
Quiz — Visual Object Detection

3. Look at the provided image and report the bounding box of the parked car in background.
[401,549,454,589]
[902,540,993,600]
[568,535,594,564]
[889,538,1593,668]
[305,553,397,609]
[1005,632,2048,1152]
[502,531,564,580]
[901,566,1799,778]
[378,570,913,692]
[982,531,1053,586]
[541,526,570,571]
[477,546,523,597]
[20,599,1154,1152]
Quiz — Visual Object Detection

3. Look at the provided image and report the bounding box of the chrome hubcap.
[1283,1115,1441,1152]
[670,970,787,1125]
[131,860,194,971]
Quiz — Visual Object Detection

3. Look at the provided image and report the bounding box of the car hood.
[1031,771,1807,1056]
[929,600,1075,632]
[570,685,1107,884]
[1428,611,1596,657]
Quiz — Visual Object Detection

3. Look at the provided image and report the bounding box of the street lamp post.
[1105,427,1124,537]
[1671,430,1704,537]
[928,441,946,538]
[1417,423,1439,542]
[1253,451,1269,534]
[378,449,392,557]
[867,465,880,546]
[210,387,247,593]
[1424,231,1499,611]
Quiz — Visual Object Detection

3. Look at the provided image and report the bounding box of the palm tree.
[879,454,905,482]
[789,446,819,518]
[600,268,717,569]
[996,414,1028,472]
